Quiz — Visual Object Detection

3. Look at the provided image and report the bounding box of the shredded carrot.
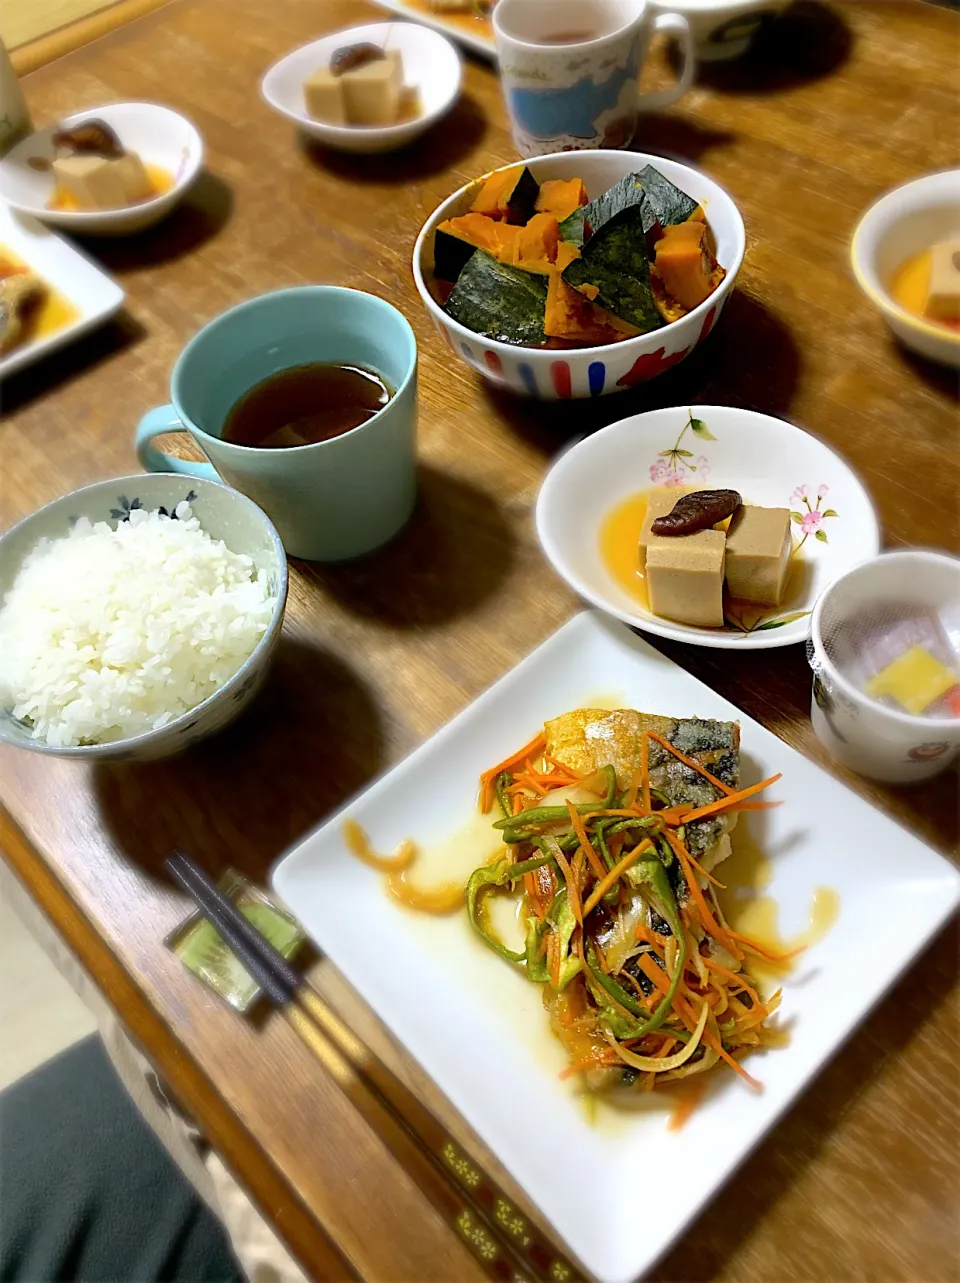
[646,731,737,796]
[546,925,562,989]
[582,840,654,915]
[703,957,762,1007]
[636,951,671,998]
[513,793,525,815]
[543,754,584,778]
[665,830,741,958]
[668,1081,708,1131]
[567,801,608,882]
[702,1030,762,1088]
[727,931,805,962]
[552,842,583,925]
[478,731,547,811]
[677,774,782,824]
[673,839,726,890]
[623,766,643,810]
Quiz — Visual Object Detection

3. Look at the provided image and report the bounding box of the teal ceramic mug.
[136,286,418,561]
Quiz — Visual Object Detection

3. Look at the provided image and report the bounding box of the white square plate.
[374,0,496,59]
[0,205,124,380]
[272,611,960,1283]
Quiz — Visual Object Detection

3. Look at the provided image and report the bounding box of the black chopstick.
[167,853,583,1283]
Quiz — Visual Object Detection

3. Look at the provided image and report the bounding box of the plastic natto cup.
[807,550,960,784]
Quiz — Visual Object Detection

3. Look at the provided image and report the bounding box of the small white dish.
[808,550,960,783]
[0,474,287,762]
[0,102,203,237]
[0,204,124,380]
[536,404,881,649]
[272,609,960,1283]
[413,151,745,399]
[261,22,462,155]
[374,0,495,60]
[851,170,960,368]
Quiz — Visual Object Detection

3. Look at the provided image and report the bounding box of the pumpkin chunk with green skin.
[434,213,520,282]
[636,164,698,228]
[469,165,540,225]
[444,250,547,347]
[562,204,663,334]
[510,213,561,275]
[653,219,720,311]
[535,177,588,222]
[559,173,658,248]
[544,274,623,344]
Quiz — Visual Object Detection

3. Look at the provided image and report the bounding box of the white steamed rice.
[0,501,277,747]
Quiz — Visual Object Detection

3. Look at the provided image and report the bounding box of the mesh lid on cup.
[813,591,960,721]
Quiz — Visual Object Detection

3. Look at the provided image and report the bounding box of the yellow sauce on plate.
[0,246,78,347]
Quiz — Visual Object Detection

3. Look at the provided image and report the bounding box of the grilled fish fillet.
[545,709,739,871]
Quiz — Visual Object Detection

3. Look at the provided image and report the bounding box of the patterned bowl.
[412,150,745,399]
[0,474,287,761]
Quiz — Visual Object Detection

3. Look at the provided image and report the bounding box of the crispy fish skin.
[544,709,739,867]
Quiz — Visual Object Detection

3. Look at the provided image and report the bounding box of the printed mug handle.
[135,405,219,481]
[637,12,696,112]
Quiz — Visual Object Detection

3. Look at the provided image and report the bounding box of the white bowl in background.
[536,404,881,649]
[851,169,960,368]
[413,150,745,399]
[0,474,288,762]
[261,22,462,155]
[0,102,203,236]
[808,550,960,784]
[669,0,791,61]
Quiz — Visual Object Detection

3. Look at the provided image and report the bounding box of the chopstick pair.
[166,853,583,1283]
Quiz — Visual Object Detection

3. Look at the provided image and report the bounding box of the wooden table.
[2,1,959,1279]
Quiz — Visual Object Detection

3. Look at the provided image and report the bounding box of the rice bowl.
[0,475,287,761]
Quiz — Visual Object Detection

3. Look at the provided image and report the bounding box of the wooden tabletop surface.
[2,1,959,1279]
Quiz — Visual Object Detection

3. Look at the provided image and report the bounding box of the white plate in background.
[537,405,881,649]
[373,0,496,60]
[0,206,124,380]
[273,610,959,1283]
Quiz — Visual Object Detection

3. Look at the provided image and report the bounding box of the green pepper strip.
[506,852,557,879]
[494,772,513,820]
[465,858,523,963]
[586,859,688,1040]
[491,764,617,832]
[524,889,580,989]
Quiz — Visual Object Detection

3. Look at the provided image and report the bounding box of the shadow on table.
[631,114,736,165]
[649,913,957,1281]
[687,0,854,95]
[81,172,234,274]
[894,341,960,405]
[0,312,146,417]
[303,92,488,183]
[93,637,385,885]
[303,464,516,628]
[481,290,802,461]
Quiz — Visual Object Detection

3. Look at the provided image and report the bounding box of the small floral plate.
[536,405,881,650]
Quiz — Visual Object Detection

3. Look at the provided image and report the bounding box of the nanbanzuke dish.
[353,706,787,1105]
[429,164,726,349]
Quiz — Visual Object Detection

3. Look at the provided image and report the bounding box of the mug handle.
[135,405,219,480]
[637,12,696,112]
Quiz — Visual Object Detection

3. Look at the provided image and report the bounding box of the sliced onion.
[603,999,709,1072]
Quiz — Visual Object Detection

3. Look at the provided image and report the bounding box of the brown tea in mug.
[537,29,601,43]
[222,362,392,449]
